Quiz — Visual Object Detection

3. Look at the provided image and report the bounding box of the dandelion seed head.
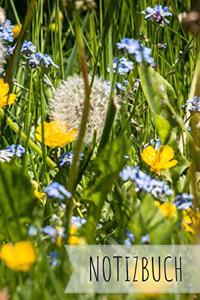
[0,8,5,25]
[49,75,113,141]
[0,39,6,70]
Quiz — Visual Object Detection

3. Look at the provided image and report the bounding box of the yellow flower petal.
[13,24,21,38]
[141,144,177,173]
[0,80,16,108]
[159,203,177,219]
[34,190,45,202]
[7,93,16,104]
[0,241,36,272]
[159,145,175,164]
[36,121,77,148]
[141,146,157,166]
[182,209,200,234]
[68,236,82,245]
[159,159,177,169]
[0,79,9,98]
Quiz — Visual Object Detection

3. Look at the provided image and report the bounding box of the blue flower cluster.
[0,19,14,42]
[3,30,58,70]
[29,225,66,243]
[142,5,172,26]
[124,230,150,245]
[58,152,84,167]
[120,166,173,199]
[21,40,58,69]
[174,193,193,210]
[182,96,200,112]
[6,144,25,157]
[117,38,154,65]
[6,44,14,56]
[0,144,25,163]
[71,216,86,228]
[21,41,36,55]
[107,57,134,75]
[106,79,129,93]
[41,225,58,238]
[124,229,135,246]
[116,80,129,92]
[44,182,72,200]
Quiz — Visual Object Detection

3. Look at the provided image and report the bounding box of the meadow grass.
[0,0,199,299]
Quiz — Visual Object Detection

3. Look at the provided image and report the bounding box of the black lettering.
[125,256,130,282]
[132,256,138,282]
[89,256,99,282]
[113,256,122,281]
[102,256,111,282]
[152,257,161,282]
[175,257,182,282]
[142,257,149,281]
[164,256,173,282]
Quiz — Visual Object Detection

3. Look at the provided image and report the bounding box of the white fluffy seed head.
[0,7,5,24]
[49,75,113,142]
[0,39,6,70]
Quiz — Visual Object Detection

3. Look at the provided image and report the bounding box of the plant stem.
[5,0,37,85]
[66,11,91,232]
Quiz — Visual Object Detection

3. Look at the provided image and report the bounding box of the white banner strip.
[65,245,200,294]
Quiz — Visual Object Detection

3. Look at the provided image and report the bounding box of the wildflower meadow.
[0,0,200,299]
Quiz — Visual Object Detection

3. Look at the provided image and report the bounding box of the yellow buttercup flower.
[0,79,16,108]
[36,121,77,148]
[155,201,177,219]
[182,209,200,234]
[13,24,21,38]
[141,145,177,174]
[0,241,36,272]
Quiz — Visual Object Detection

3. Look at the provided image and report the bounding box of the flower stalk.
[188,53,200,209]
[5,0,37,84]
[67,12,91,193]
[66,11,91,233]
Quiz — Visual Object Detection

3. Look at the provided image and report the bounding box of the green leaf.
[138,66,177,143]
[154,114,171,144]
[130,195,175,243]
[0,163,34,239]
[83,137,127,243]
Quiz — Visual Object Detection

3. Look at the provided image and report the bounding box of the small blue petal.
[44,182,72,200]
